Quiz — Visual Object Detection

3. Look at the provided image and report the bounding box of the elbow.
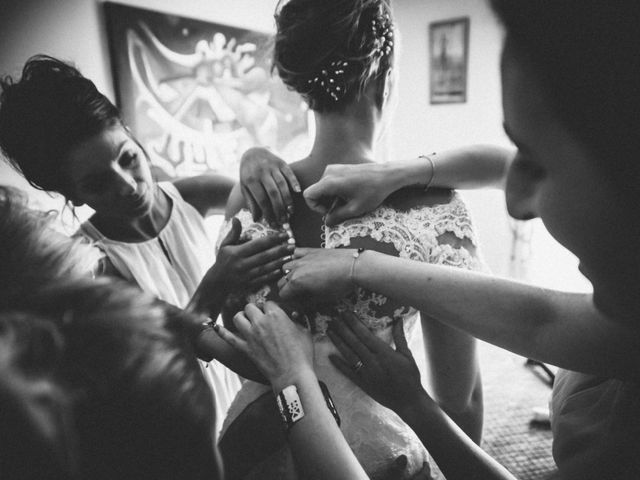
[439,377,484,444]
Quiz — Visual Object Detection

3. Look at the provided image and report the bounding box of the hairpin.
[371,13,394,58]
[306,60,349,102]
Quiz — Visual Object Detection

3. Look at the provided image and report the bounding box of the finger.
[280,163,301,193]
[235,232,288,257]
[391,319,411,356]
[232,312,252,338]
[244,302,266,320]
[272,172,293,220]
[241,185,262,222]
[242,242,294,270]
[292,247,315,259]
[328,353,359,384]
[220,217,242,248]
[302,180,336,214]
[216,324,249,354]
[329,317,375,363]
[248,269,282,288]
[341,311,389,354]
[277,275,291,297]
[326,328,361,366]
[325,202,360,226]
[263,300,287,317]
[245,258,287,281]
[250,182,276,225]
[261,176,286,226]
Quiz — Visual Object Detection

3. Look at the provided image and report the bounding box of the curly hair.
[0,279,218,480]
[0,55,122,197]
[273,0,394,112]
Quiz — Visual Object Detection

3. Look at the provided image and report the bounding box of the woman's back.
[221,160,481,479]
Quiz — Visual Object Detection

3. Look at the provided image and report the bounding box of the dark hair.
[0,279,218,480]
[0,186,99,310]
[490,0,640,182]
[273,0,394,112]
[0,55,122,196]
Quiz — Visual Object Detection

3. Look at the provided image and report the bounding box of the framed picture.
[429,17,469,104]
[103,2,309,180]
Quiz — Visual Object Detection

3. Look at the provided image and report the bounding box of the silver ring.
[352,360,364,373]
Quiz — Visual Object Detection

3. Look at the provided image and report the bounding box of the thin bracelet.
[349,248,366,287]
[418,152,436,191]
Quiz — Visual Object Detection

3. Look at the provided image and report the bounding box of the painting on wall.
[104,2,309,180]
[429,17,469,104]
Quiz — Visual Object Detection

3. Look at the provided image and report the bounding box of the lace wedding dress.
[218,192,482,480]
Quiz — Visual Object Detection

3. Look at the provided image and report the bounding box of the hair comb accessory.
[306,60,349,102]
[371,13,394,58]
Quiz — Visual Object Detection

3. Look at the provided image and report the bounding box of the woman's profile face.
[500,39,640,320]
[65,126,154,219]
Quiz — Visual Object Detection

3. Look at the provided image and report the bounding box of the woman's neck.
[91,185,172,242]
[305,103,380,174]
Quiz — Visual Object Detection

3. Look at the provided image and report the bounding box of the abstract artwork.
[104,3,309,179]
[429,17,469,104]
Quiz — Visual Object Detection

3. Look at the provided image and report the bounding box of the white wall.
[0,0,590,289]
[391,0,512,275]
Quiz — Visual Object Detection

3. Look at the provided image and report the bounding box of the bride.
[219,0,483,478]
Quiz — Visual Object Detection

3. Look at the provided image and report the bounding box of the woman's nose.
[114,170,137,196]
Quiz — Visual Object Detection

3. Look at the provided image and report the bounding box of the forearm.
[382,145,513,193]
[429,145,514,190]
[197,328,266,382]
[272,370,368,480]
[354,251,640,379]
[399,391,516,480]
[421,313,483,443]
[174,174,235,216]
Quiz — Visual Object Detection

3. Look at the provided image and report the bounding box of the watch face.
[277,385,305,429]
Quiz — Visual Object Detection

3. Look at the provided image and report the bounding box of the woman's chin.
[592,288,640,325]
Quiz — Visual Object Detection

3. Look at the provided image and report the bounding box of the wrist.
[270,364,317,394]
[385,157,432,192]
[395,388,436,423]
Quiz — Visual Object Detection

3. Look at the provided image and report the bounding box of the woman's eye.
[120,152,138,168]
[514,153,545,180]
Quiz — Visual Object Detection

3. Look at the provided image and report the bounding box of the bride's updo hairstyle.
[273,0,394,113]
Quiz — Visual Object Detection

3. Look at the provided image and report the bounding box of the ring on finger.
[352,360,364,373]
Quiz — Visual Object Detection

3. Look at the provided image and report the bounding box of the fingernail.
[286,244,295,252]
[287,205,295,214]
[294,185,302,193]
[278,232,288,239]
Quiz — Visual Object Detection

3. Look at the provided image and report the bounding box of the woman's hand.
[216,302,314,389]
[277,248,354,302]
[239,147,301,225]
[327,311,427,417]
[303,162,394,226]
[191,218,293,314]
